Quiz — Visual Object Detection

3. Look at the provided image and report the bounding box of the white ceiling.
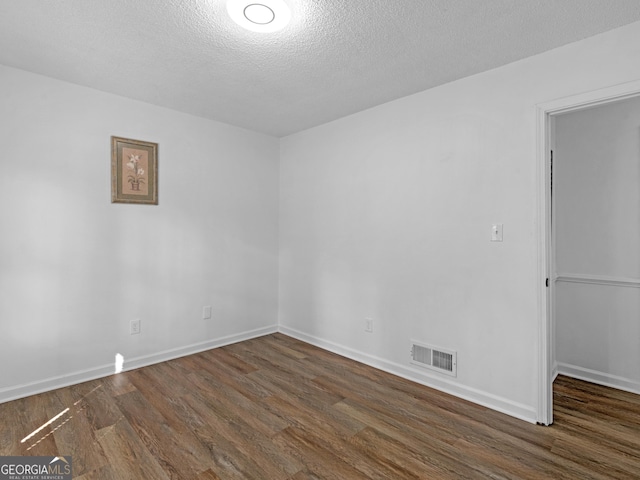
[1,0,639,137]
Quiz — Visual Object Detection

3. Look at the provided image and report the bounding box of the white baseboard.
[0,322,543,425]
[557,362,640,395]
[0,325,278,404]
[552,361,559,382]
[278,325,538,424]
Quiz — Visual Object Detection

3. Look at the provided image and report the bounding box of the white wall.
[4,21,640,423]
[0,65,280,401]
[279,21,640,422]
[555,96,640,393]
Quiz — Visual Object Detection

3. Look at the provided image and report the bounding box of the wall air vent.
[410,341,457,377]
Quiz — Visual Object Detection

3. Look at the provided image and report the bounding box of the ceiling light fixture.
[227,0,291,33]
[244,4,275,25]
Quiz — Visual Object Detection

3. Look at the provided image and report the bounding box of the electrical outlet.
[130,319,141,335]
[203,305,212,319]
[365,318,373,333]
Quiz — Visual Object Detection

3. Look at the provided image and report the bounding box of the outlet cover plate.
[365,318,373,333]
[130,319,141,335]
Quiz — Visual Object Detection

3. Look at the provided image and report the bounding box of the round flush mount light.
[227,0,291,32]
[244,4,275,24]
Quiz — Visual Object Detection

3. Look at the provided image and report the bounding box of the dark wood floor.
[1,334,639,479]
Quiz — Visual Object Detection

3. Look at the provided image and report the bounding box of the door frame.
[535,79,640,425]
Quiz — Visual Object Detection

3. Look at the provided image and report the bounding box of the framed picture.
[111,136,158,205]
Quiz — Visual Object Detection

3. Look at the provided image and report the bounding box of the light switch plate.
[491,224,503,242]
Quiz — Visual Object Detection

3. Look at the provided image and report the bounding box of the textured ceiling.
[1,0,640,137]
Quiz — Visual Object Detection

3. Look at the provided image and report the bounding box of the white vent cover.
[410,341,457,377]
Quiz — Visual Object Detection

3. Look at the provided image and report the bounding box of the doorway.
[553,96,640,398]
[536,80,640,425]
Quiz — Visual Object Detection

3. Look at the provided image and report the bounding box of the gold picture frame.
[111,136,158,205]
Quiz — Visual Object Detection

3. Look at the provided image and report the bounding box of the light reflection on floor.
[18,354,126,451]
[19,384,103,451]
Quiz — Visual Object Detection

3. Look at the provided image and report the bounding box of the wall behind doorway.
[555,95,640,393]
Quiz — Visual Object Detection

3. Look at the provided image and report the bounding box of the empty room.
[1,1,640,478]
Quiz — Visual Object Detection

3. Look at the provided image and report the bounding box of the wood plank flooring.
[1,333,639,479]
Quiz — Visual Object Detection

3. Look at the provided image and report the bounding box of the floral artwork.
[111,137,158,204]
[124,149,148,194]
